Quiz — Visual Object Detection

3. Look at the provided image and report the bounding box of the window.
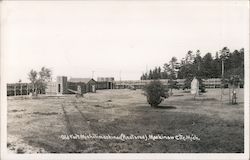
[58,84,61,93]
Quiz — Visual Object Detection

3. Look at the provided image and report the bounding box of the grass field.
[7,88,244,153]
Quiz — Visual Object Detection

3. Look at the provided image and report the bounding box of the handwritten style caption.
[59,133,200,141]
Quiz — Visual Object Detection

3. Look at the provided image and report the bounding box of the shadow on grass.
[154,105,177,109]
[32,112,58,116]
[186,98,218,101]
[172,94,184,97]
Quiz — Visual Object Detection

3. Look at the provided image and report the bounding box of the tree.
[161,71,168,79]
[201,53,213,78]
[152,67,158,79]
[212,52,221,78]
[143,80,169,107]
[141,66,165,80]
[139,47,244,89]
[163,57,179,95]
[193,50,202,77]
[148,70,153,79]
[28,69,38,96]
[157,67,162,79]
[185,50,194,64]
[178,51,195,88]
[224,49,244,79]
[28,67,52,96]
[180,51,205,92]
[164,57,178,78]
[140,73,147,80]
[37,67,52,94]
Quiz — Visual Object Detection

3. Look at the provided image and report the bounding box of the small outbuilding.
[68,78,97,93]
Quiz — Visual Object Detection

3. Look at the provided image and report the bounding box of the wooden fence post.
[20,84,22,95]
[14,85,16,96]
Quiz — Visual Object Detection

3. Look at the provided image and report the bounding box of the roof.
[68,78,95,83]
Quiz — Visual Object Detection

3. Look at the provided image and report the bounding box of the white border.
[1,1,249,160]
[2,153,249,160]
[1,1,7,159]
[244,17,250,159]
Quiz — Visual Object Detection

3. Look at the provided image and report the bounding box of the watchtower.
[56,76,68,94]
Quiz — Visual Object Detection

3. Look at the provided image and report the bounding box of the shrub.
[143,80,169,107]
[16,147,25,154]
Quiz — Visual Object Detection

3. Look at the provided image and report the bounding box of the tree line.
[140,47,244,89]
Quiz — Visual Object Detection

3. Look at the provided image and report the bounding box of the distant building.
[45,82,57,95]
[57,76,68,94]
[97,77,115,89]
[45,76,97,95]
[45,76,117,95]
[68,78,97,93]
[97,77,114,82]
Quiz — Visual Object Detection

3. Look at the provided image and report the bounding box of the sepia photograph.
[1,0,249,159]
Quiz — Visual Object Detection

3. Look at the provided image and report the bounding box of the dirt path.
[61,102,84,152]
[60,98,112,152]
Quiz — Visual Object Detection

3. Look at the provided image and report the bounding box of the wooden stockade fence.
[114,78,223,89]
[7,83,45,96]
[7,78,244,96]
[7,83,33,96]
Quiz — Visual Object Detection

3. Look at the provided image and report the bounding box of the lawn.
[7,88,244,153]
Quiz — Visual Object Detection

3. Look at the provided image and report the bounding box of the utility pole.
[220,47,229,102]
[220,51,225,102]
[92,71,95,79]
[119,70,121,82]
[119,70,122,89]
[18,79,22,96]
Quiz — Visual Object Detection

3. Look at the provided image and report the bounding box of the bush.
[199,84,206,93]
[16,147,25,154]
[199,79,206,93]
[143,80,169,107]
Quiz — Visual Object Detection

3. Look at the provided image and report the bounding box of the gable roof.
[68,78,95,83]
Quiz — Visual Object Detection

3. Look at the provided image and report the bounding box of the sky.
[1,1,249,83]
